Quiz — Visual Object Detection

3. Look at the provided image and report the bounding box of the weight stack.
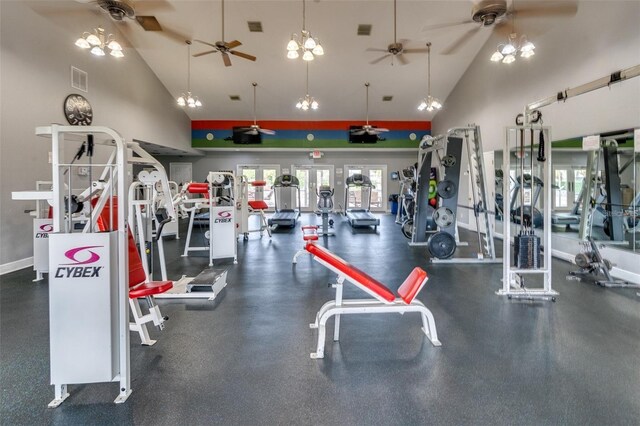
[514,233,540,269]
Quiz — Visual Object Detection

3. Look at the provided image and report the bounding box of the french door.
[552,166,587,211]
[344,165,387,212]
[236,164,280,210]
[292,165,334,212]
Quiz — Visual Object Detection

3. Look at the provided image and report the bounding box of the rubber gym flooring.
[1,214,639,425]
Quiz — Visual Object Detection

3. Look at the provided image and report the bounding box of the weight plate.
[427,231,457,259]
[442,154,456,168]
[204,230,211,240]
[428,180,437,199]
[433,207,455,228]
[436,179,457,199]
[401,219,413,239]
[574,252,591,268]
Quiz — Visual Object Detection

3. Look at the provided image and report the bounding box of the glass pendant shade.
[490,51,504,62]
[287,38,298,51]
[86,34,101,46]
[501,43,516,55]
[312,43,324,56]
[90,46,105,56]
[302,50,314,61]
[110,49,124,58]
[502,54,516,64]
[287,50,299,59]
[75,38,91,49]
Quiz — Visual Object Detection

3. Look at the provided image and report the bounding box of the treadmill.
[344,174,380,231]
[268,174,301,229]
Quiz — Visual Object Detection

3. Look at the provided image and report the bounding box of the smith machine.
[408,125,499,264]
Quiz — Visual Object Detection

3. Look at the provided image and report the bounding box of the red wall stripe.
[192,120,431,131]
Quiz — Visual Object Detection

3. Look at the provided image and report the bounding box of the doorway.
[237,164,280,210]
[344,165,387,212]
[291,165,334,212]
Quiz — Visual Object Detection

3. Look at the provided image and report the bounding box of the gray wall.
[433,1,640,227]
[1,1,192,267]
[160,150,417,211]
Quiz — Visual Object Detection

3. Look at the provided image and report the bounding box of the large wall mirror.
[492,130,639,254]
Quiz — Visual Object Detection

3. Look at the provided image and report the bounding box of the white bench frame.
[308,251,442,359]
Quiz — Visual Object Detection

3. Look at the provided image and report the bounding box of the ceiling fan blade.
[422,20,474,32]
[402,48,429,54]
[441,25,481,55]
[350,130,366,136]
[225,40,242,49]
[375,128,390,133]
[221,52,232,67]
[193,50,218,57]
[245,128,259,135]
[514,2,578,19]
[135,16,162,31]
[194,39,218,49]
[230,50,257,61]
[259,129,276,135]
[396,53,409,65]
[366,47,390,53]
[369,53,391,65]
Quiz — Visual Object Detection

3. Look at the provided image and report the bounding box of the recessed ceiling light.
[357,24,372,36]
[247,21,263,33]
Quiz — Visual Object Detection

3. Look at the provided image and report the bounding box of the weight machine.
[568,237,639,289]
[181,172,238,265]
[497,124,557,301]
[395,167,416,226]
[315,185,335,236]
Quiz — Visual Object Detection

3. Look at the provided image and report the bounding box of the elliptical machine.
[316,185,335,236]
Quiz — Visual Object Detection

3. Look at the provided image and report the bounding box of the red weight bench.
[96,198,172,346]
[246,180,271,238]
[304,242,441,359]
[292,226,319,263]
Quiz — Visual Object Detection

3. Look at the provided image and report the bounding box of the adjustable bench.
[304,242,441,359]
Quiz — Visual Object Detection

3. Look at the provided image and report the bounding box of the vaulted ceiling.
[31,1,579,122]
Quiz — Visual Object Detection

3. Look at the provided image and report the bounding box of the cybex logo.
[36,223,53,239]
[214,210,233,223]
[55,245,103,278]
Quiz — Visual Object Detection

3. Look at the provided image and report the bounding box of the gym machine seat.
[303,242,441,359]
[95,198,172,345]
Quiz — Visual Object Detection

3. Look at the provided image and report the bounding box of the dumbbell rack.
[432,125,501,264]
[497,125,557,301]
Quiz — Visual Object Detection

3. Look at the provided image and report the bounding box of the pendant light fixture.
[417,42,442,112]
[176,40,202,108]
[295,63,319,110]
[286,0,324,61]
[490,0,535,64]
[75,27,123,58]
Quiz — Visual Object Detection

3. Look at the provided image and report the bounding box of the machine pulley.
[441,154,457,168]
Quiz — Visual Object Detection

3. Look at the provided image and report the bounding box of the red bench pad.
[305,243,395,302]
[397,267,428,304]
[129,280,174,298]
[248,200,269,210]
[94,197,173,296]
[251,180,266,187]
[187,183,209,194]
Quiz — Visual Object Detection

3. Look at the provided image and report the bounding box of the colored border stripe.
[192,120,431,131]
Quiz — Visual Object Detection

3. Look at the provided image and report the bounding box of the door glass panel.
[574,169,586,203]
[317,169,330,187]
[295,169,309,209]
[368,169,383,209]
[241,169,257,201]
[554,169,568,208]
[263,169,277,208]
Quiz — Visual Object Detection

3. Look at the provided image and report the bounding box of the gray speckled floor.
[1,214,639,425]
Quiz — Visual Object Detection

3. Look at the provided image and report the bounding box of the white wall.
[433,1,640,150]
[0,1,192,267]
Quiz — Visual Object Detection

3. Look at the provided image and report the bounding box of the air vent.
[247,21,263,32]
[382,95,393,102]
[357,24,372,36]
[229,95,241,101]
[71,66,88,92]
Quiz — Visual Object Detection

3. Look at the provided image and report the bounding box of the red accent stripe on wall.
[192,120,431,131]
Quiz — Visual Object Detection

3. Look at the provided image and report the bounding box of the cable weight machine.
[497,121,557,301]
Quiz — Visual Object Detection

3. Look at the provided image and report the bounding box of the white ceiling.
[32,1,577,122]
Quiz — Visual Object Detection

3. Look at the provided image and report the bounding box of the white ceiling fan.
[367,0,428,65]
[193,0,256,67]
[350,83,389,136]
[423,0,578,55]
[236,83,276,136]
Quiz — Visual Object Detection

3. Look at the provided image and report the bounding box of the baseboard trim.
[0,257,33,276]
